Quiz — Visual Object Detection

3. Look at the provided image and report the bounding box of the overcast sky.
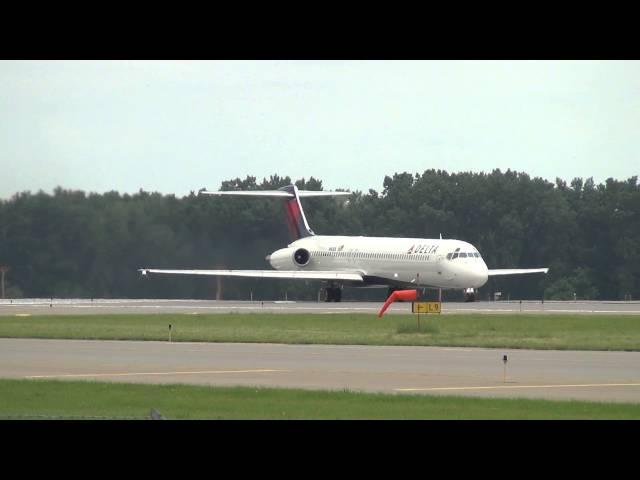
[1,60,638,199]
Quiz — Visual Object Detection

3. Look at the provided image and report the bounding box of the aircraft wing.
[139,269,363,282]
[488,268,549,276]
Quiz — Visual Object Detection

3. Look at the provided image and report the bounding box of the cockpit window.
[447,247,485,260]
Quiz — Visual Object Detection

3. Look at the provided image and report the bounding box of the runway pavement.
[2,298,640,316]
[3,298,639,404]
[2,337,640,403]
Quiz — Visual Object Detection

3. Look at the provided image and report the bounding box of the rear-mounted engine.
[293,248,310,266]
[268,247,312,269]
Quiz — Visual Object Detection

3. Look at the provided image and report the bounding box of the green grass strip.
[1,313,640,351]
[1,378,639,419]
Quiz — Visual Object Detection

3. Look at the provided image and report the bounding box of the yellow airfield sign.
[412,302,441,314]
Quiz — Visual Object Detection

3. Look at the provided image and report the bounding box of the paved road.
[2,298,640,316]
[3,338,640,403]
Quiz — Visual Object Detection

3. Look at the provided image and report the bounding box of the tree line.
[0,170,638,301]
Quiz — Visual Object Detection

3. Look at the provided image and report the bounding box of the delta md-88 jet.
[140,185,548,302]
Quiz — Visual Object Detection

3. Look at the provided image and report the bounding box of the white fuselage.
[268,236,489,289]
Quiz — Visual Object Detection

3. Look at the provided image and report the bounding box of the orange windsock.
[377,289,418,318]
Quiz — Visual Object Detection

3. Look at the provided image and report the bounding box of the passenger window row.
[311,251,434,261]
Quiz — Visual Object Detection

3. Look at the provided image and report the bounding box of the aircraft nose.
[479,266,489,286]
[471,264,489,287]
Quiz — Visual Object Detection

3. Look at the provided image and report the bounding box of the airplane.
[139,185,548,303]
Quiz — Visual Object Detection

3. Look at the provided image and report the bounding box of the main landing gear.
[324,286,342,302]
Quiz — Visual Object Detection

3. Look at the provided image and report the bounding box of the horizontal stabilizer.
[139,269,363,282]
[296,191,351,197]
[199,189,350,198]
[488,268,549,276]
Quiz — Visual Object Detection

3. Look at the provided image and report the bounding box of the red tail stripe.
[285,198,304,239]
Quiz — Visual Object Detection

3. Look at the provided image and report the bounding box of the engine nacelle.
[293,248,310,266]
[268,247,311,269]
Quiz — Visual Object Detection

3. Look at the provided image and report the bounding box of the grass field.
[2,378,639,419]
[1,312,639,351]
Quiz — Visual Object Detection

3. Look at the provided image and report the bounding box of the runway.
[3,338,640,403]
[2,298,640,316]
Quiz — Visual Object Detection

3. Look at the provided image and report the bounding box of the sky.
[1,60,638,199]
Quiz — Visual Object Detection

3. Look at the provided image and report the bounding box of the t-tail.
[279,185,313,240]
[198,184,350,241]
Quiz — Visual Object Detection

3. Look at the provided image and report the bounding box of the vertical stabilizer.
[279,185,314,240]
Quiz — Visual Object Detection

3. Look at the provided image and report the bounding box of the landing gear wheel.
[464,288,476,302]
[324,287,342,302]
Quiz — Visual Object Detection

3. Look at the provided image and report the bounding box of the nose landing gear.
[464,288,476,302]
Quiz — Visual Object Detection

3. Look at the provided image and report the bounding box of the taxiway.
[3,337,640,403]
